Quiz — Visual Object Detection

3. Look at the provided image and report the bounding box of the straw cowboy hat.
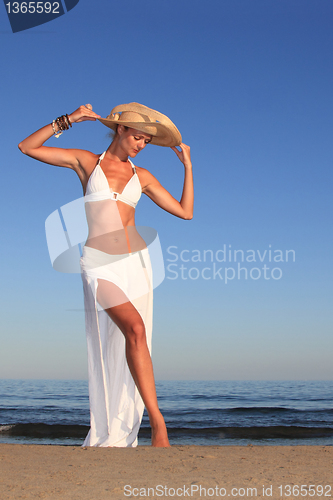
[98,102,182,147]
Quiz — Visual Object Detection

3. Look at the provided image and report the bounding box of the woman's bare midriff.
[84,199,147,255]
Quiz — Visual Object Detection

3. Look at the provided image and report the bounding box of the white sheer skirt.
[80,246,153,447]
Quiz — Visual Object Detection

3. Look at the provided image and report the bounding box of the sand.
[0,444,332,499]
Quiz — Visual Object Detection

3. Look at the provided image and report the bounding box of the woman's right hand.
[68,104,101,124]
[18,103,101,172]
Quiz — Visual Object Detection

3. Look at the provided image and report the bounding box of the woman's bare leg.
[97,279,170,447]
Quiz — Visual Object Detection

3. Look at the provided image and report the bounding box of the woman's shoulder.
[75,149,101,171]
[74,149,100,164]
[134,165,160,191]
[134,164,154,183]
[69,149,102,183]
[134,164,156,179]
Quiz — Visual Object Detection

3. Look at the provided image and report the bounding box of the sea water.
[0,379,332,446]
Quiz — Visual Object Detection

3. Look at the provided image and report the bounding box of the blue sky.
[0,0,332,380]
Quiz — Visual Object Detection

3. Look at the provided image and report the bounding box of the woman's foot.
[150,412,171,447]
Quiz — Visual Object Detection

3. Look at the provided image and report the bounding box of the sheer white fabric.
[80,247,153,447]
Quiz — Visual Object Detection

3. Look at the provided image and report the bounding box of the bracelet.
[63,115,69,129]
[52,114,71,138]
[52,119,63,138]
[65,114,72,128]
[56,116,68,131]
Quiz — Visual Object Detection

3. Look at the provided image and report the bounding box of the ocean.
[0,379,332,446]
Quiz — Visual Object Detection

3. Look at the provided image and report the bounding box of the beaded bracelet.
[52,114,72,138]
[52,119,64,138]
[56,116,68,131]
[65,114,72,128]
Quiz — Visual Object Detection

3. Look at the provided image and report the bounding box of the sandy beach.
[0,444,332,499]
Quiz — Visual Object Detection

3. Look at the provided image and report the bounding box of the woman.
[18,102,193,448]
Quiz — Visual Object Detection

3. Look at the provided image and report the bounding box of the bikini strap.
[97,151,106,166]
[128,158,136,173]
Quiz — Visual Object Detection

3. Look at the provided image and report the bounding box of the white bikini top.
[85,151,142,208]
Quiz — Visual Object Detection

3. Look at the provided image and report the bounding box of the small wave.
[140,425,333,440]
[0,425,15,433]
[1,423,333,441]
[0,423,88,438]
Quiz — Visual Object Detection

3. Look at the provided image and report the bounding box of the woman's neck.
[106,137,128,163]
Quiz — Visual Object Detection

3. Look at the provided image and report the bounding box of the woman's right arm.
[18,105,101,173]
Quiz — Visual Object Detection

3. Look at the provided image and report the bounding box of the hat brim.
[98,118,182,147]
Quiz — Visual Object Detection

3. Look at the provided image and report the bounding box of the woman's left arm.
[142,143,194,220]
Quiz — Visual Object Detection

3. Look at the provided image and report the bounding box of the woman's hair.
[107,125,128,142]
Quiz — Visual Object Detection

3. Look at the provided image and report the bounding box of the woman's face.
[118,126,152,158]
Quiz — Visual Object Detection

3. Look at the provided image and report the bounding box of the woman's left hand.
[171,143,192,168]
